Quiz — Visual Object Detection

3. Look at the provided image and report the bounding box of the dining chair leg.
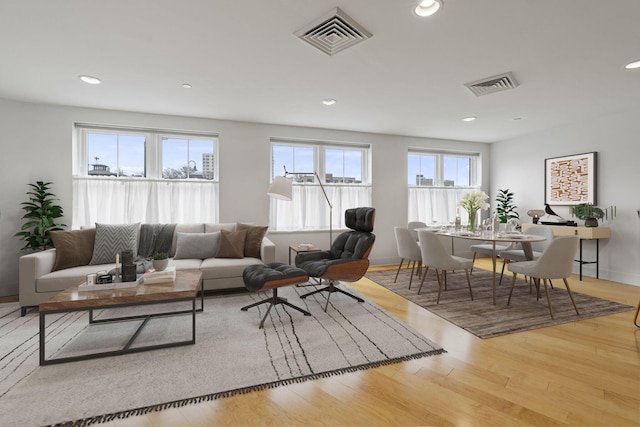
[436,269,443,304]
[562,278,580,315]
[465,268,473,300]
[408,261,416,289]
[542,278,554,319]
[499,259,508,285]
[470,252,477,274]
[394,258,405,283]
[443,270,448,291]
[417,266,430,294]
[507,273,517,305]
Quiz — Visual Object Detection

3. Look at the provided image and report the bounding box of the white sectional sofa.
[18,222,275,316]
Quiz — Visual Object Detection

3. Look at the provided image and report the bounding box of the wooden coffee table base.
[39,270,203,366]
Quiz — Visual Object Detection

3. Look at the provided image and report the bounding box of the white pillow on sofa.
[174,232,221,259]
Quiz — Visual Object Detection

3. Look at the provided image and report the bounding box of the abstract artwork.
[545,152,597,205]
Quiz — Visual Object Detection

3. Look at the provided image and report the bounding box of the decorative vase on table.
[468,209,478,232]
[458,190,490,234]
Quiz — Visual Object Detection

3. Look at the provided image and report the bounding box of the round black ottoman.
[241,262,311,328]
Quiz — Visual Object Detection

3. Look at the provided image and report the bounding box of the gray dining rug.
[365,268,635,339]
[0,282,444,427]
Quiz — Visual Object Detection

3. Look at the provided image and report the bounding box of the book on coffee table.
[143,266,177,284]
[78,274,144,291]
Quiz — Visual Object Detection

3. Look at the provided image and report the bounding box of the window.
[270,139,371,232]
[408,150,481,225]
[73,124,219,227]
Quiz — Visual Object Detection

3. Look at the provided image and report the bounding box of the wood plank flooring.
[8,260,640,426]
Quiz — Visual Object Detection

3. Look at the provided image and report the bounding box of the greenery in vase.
[153,252,169,260]
[495,189,519,223]
[458,191,490,230]
[570,203,616,221]
[15,181,66,251]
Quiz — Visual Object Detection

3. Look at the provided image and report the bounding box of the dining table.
[433,229,547,305]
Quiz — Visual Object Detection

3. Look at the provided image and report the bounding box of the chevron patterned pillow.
[89,223,140,265]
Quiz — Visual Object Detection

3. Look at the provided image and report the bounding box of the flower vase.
[468,210,477,232]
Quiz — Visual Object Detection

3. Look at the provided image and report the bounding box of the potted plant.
[152,252,169,271]
[570,203,616,227]
[496,189,519,223]
[15,181,66,251]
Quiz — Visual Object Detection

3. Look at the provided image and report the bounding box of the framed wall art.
[545,152,597,205]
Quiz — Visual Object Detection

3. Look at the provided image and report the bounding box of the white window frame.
[408,149,482,225]
[269,138,372,232]
[73,123,219,227]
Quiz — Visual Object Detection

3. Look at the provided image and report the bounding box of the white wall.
[491,106,640,286]
[0,98,490,297]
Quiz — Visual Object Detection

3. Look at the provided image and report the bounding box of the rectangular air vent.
[465,72,519,96]
[295,7,372,56]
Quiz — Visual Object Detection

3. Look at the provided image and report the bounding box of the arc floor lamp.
[267,166,333,247]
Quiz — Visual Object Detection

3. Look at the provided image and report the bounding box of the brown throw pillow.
[236,223,268,258]
[50,228,96,271]
[215,229,247,258]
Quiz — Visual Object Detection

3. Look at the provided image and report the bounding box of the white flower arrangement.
[458,190,490,214]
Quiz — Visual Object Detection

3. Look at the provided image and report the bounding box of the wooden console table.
[522,224,610,280]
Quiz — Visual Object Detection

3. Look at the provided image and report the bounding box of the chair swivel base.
[241,288,311,329]
[300,282,364,312]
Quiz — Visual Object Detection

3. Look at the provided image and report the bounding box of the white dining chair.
[407,221,427,241]
[507,235,580,319]
[394,227,422,289]
[417,229,473,303]
[498,225,555,283]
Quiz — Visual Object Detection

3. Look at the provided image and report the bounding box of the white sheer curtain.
[269,185,372,231]
[73,177,219,228]
[408,187,480,226]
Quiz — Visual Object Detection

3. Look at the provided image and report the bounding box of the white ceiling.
[1,0,639,143]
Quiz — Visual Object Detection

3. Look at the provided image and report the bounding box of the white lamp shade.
[267,176,293,201]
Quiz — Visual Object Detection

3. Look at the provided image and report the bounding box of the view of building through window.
[272,143,365,183]
[84,130,216,180]
[408,152,471,187]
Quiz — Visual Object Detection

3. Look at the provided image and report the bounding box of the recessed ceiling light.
[322,98,337,106]
[462,116,477,122]
[625,59,640,69]
[414,0,443,17]
[79,75,101,85]
[182,83,192,89]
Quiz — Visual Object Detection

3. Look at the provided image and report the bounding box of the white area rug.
[0,282,445,426]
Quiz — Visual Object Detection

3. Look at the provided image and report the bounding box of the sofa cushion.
[174,232,221,260]
[50,228,96,271]
[89,223,139,265]
[215,229,247,258]
[236,223,268,258]
[169,224,205,257]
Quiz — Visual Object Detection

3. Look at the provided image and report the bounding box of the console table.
[522,224,610,280]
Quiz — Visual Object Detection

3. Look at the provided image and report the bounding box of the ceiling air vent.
[295,7,372,56]
[464,72,519,96]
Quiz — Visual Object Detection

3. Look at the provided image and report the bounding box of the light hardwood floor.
[9,260,640,426]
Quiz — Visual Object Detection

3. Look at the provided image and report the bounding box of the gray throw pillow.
[89,223,140,265]
[174,231,221,259]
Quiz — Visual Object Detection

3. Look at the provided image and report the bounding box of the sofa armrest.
[20,249,56,282]
[19,249,57,308]
[260,236,275,264]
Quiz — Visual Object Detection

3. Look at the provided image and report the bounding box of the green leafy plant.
[570,203,616,223]
[15,181,66,251]
[495,189,519,223]
[153,252,168,260]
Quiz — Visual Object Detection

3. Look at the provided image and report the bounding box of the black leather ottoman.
[241,262,311,328]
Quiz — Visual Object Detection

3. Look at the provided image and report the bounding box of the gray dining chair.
[407,221,427,241]
[470,241,510,274]
[498,225,555,283]
[394,227,422,289]
[417,229,473,303]
[507,235,580,319]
